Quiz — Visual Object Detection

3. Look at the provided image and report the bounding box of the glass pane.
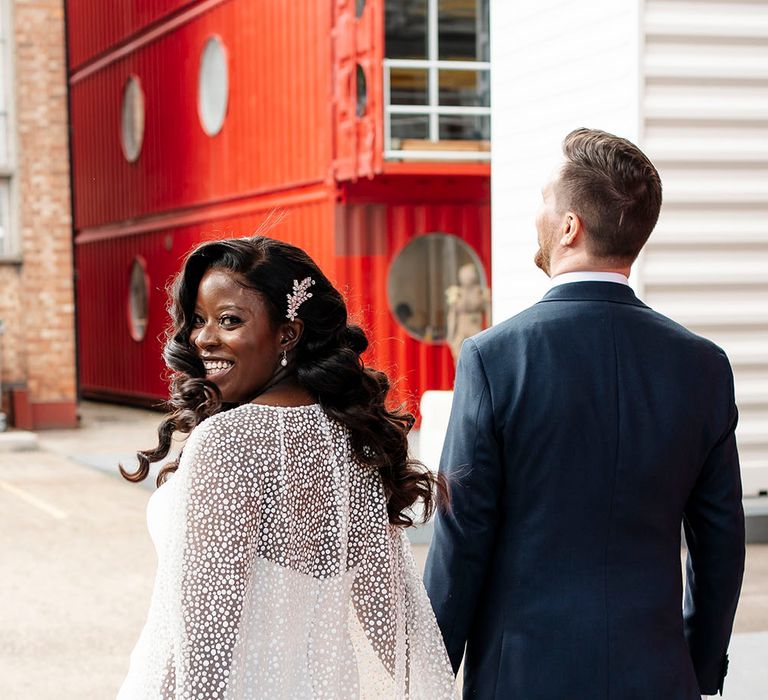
[0,47,6,112]
[390,68,428,106]
[198,36,229,137]
[438,69,489,107]
[0,179,8,256]
[438,0,490,61]
[385,0,428,59]
[0,114,7,166]
[120,76,145,163]
[439,114,490,141]
[387,234,489,348]
[356,65,367,117]
[390,114,429,142]
[128,258,150,342]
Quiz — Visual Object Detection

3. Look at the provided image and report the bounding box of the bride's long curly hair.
[120,235,446,526]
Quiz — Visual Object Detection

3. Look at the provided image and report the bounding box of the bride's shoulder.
[186,404,281,451]
[178,406,285,482]
[198,403,280,429]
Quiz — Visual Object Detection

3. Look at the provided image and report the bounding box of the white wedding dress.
[117,402,456,699]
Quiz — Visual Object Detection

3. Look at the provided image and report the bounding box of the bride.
[117,236,456,699]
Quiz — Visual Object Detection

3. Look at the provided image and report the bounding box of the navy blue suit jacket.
[424,282,745,699]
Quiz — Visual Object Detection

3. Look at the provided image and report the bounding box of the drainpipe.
[0,319,6,431]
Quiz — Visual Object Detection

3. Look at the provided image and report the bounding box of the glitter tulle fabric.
[117,403,456,699]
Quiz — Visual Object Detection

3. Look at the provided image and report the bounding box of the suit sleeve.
[683,352,745,696]
[423,337,503,674]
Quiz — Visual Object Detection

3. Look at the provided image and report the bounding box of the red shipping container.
[68,0,491,416]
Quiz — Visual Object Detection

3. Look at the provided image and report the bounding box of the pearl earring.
[280,350,288,367]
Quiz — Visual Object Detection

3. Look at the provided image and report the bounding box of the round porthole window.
[387,234,490,354]
[128,257,150,342]
[120,76,145,163]
[356,64,367,118]
[198,36,229,136]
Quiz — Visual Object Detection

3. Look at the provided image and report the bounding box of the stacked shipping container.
[67,0,491,412]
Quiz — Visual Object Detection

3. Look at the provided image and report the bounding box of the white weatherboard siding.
[490,0,641,322]
[491,0,768,496]
[639,0,768,496]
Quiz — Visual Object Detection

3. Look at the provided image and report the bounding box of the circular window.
[128,257,150,342]
[120,76,145,162]
[356,64,367,118]
[388,234,489,349]
[198,36,229,136]
[355,0,366,18]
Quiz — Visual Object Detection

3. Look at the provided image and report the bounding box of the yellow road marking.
[0,480,68,520]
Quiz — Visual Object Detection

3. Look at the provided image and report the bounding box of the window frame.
[0,0,18,261]
[197,35,229,138]
[387,232,488,344]
[127,255,151,342]
[383,0,491,161]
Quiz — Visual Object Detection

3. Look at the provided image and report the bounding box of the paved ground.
[0,401,766,699]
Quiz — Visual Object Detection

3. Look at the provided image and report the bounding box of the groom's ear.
[559,212,583,247]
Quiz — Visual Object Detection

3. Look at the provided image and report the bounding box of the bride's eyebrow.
[216,304,248,313]
[192,304,249,316]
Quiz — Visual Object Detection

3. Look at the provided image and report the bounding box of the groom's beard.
[534,234,553,276]
[534,247,550,275]
[534,220,557,276]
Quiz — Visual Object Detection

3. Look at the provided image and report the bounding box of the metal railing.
[383,57,491,162]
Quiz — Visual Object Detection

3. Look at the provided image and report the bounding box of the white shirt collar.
[549,271,630,289]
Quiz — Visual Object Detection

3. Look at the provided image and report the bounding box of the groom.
[424,128,745,699]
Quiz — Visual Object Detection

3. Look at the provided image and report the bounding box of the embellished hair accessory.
[286,277,315,321]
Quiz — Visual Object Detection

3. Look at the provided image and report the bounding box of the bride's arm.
[349,469,399,676]
[349,469,456,698]
[170,415,261,696]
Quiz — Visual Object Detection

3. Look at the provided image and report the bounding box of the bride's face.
[190,268,283,404]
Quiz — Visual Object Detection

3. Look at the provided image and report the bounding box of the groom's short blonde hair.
[558,128,662,263]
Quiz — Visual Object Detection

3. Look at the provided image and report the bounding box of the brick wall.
[0,0,76,428]
[0,264,23,383]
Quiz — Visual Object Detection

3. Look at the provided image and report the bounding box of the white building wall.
[639,0,768,496]
[491,0,768,496]
[490,0,641,321]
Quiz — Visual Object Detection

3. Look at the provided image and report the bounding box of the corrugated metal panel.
[69,0,332,230]
[69,1,491,410]
[332,0,384,180]
[76,179,492,410]
[66,0,205,70]
[640,0,768,495]
[77,194,335,400]
[336,176,491,416]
